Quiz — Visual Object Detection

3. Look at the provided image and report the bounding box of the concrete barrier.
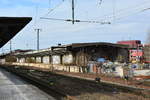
[11,62,80,73]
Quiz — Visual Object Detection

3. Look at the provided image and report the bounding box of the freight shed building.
[15,42,129,67]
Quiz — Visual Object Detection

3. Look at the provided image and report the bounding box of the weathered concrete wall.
[43,56,50,64]
[36,57,42,63]
[75,50,89,67]
[11,62,80,73]
[52,55,61,64]
[0,59,5,64]
[133,70,150,76]
[114,66,124,77]
[19,58,25,63]
[62,54,73,64]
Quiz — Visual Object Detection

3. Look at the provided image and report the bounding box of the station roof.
[16,42,129,57]
[52,42,130,50]
[70,42,129,48]
[0,17,32,48]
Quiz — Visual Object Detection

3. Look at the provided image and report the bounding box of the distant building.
[117,40,143,62]
[10,42,129,65]
[0,49,33,63]
[117,40,141,48]
[129,50,143,62]
[0,42,130,63]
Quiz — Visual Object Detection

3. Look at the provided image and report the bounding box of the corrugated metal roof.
[52,42,130,49]
[70,42,129,48]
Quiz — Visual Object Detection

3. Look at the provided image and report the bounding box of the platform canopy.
[0,17,32,48]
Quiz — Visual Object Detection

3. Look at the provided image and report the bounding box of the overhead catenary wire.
[113,0,116,22]
[28,0,66,30]
[99,0,103,5]
[40,17,111,24]
[142,8,150,12]
[95,0,150,21]
[108,5,150,22]
[110,7,150,22]
[41,0,111,24]
[41,0,150,25]
[34,5,39,27]
[42,0,66,17]
[112,0,150,16]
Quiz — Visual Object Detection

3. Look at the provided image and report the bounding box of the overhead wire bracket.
[40,17,111,24]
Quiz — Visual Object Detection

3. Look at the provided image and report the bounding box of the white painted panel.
[52,55,60,64]
[43,56,50,64]
[36,57,42,63]
[20,58,25,63]
[0,59,5,64]
[63,54,73,64]
[17,58,19,62]
[114,66,124,77]
[133,70,150,76]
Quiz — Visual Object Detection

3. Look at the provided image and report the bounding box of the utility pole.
[40,0,111,25]
[35,29,42,50]
[72,0,75,24]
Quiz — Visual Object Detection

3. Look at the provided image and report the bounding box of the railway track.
[1,66,73,100]
[1,65,150,100]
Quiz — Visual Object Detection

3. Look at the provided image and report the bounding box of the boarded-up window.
[52,55,60,64]
[62,54,73,64]
[43,56,50,64]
